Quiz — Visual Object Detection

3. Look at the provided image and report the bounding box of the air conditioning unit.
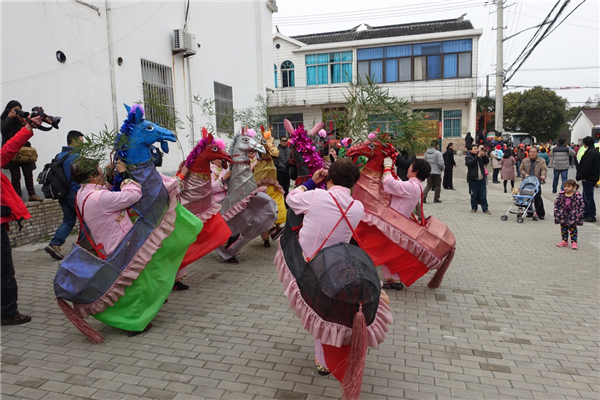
[173,29,197,56]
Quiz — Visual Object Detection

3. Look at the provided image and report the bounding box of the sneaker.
[1,314,31,326]
[172,281,189,291]
[556,241,568,247]
[483,210,491,215]
[263,240,271,248]
[470,209,477,213]
[28,194,44,202]
[45,245,64,260]
[571,242,578,250]
[434,199,442,203]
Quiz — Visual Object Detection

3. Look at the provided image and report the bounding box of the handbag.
[12,146,38,163]
[75,193,107,260]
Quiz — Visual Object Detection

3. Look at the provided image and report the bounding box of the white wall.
[2,0,275,173]
[570,116,593,144]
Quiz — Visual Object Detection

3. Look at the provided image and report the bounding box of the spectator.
[519,147,547,219]
[1,101,43,202]
[576,136,600,223]
[465,144,490,214]
[1,115,42,326]
[464,132,474,151]
[274,136,292,199]
[423,140,444,203]
[501,149,516,193]
[395,149,412,181]
[516,144,525,177]
[539,148,550,166]
[490,144,502,184]
[442,143,456,190]
[45,131,84,260]
[550,138,576,194]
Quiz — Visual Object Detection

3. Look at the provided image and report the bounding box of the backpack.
[37,153,71,199]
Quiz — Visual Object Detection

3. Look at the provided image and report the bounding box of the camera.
[15,106,61,131]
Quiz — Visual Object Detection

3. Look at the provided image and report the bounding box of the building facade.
[268,18,482,151]
[570,108,600,144]
[2,0,277,172]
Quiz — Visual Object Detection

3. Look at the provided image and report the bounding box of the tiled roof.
[582,107,600,126]
[291,18,475,45]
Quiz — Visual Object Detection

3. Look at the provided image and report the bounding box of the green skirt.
[92,203,203,332]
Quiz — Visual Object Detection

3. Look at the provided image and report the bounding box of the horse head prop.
[309,126,330,158]
[284,119,325,181]
[346,129,398,173]
[184,127,232,175]
[258,126,279,161]
[116,104,177,165]
[228,128,265,164]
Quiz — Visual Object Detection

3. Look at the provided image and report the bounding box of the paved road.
[2,167,599,400]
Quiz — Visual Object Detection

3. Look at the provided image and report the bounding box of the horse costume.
[285,119,325,186]
[254,126,286,227]
[214,129,277,261]
[53,104,203,342]
[178,128,233,270]
[346,137,456,289]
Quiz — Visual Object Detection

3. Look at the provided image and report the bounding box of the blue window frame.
[306,51,353,86]
[281,60,295,88]
[443,110,462,138]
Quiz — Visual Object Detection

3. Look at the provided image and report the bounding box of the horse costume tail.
[427,247,455,289]
[340,306,368,400]
[56,298,104,344]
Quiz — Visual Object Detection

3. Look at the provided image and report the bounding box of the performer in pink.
[380,157,431,289]
[210,159,229,203]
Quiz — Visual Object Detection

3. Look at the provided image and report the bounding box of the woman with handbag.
[1,101,42,202]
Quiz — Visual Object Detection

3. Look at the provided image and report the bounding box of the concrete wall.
[2,0,275,174]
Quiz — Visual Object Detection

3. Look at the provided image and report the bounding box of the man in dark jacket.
[274,136,292,200]
[45,131,84,260]
[550,138,576,193]
[1,115,42,326]
[443,143,456,190]
[576,136,600,222]
[465,144,490,214]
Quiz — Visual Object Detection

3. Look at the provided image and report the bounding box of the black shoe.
[434,199,442,203]
[382,280,404,290]
[584,217,596,222]
[504,189,507,193]
[127,322,152,337]
[172,281,189,291]
[318,369,331,376]
[224,233,241,250]
[538,216,545,220]
[263,240,271,248]
[224,257,239,264]
[1,314,31,326]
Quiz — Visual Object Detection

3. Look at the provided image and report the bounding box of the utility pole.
[495,0,504,132]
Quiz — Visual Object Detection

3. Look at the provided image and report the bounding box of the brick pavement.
[2,166,599,400]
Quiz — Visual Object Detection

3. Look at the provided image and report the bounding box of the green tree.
[503,86,567,142]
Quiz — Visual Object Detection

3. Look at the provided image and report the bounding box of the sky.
[271,0,600,108]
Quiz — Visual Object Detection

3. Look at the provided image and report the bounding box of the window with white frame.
[281,60,295,87]
[357,39,472,83]
[306,51,353,86]
[141,59,176,130]
[214,82,234,134]
[443,110,462,138]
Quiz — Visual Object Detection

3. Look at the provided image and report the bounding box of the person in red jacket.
[1,115,42,325]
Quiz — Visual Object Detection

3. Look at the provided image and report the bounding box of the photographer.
[1,101,43,202]
[465,144,491,214]
[1,114,42,326]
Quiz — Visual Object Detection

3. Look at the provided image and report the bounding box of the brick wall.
[7,199,78,248]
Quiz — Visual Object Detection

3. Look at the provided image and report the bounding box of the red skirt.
[354,221,429,287]
[180,213,231,269]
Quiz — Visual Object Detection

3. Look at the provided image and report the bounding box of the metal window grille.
[214,82,234,134]
[443,110,462,138]
[141,59,176,131]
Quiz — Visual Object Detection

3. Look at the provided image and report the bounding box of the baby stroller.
[501,176,540,223]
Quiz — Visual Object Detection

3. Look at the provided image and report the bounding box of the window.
[214,82,233,134]
[306,52,352,86]
[274,64,278,88]
[269,113,304,139]
[141,59,176,130]
[356,39,472,83]
[281,60,295,88]
[368,115,403,136]
[443,110,462,138]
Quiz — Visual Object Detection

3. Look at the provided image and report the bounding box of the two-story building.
[268,17,482,151]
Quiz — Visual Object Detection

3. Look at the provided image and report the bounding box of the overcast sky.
[272,0,600,107]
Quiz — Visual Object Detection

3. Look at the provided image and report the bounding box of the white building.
[268,17,482,149]
[570,108,600,144]
[1,0,277,173]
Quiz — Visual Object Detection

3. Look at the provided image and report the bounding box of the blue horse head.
[116,104,177,165]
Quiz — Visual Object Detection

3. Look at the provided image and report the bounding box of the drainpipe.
[105,0,118,130]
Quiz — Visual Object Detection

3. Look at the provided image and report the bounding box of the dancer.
[275,158,392,400]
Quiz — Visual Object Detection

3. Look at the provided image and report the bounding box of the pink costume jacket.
[286,185,364,258]
[382,175,423,218]
[76,181,142,256]
[210,164,228,203]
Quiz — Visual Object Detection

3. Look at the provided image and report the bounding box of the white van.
[502,132,537,147]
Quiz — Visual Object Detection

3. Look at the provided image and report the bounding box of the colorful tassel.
[56,298,104,344]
